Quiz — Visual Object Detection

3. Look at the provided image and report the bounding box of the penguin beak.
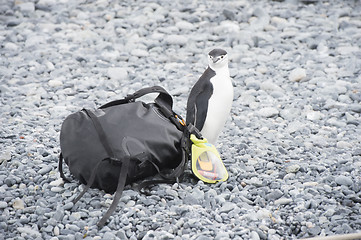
[212,57,220,63]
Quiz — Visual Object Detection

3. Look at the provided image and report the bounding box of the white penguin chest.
[200,73,233,143]
[208,74,233,118]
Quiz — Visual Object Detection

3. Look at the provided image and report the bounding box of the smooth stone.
[164,35,188,45]
[271,16,288,26]
[17,227,41,238]
[286,164,301,173]
[0,151,12,164]
[345,112,358,125]
[49,178,64,187]
[51,187,63,193]
[289,68,306,82]
[260,80,283,92]
[307,111,324,121]
[247,177,263,187]
[107,67,128,81]
[17,2,35,13]
[256,208,271,220]
[3,42,19,51]
[130,49,149,57]
[0,201,8,209]
[266,189,283,200]
[250,231,261,240]
[13,199,25,210]
[48,79,63,87]
[280,108,301,120]
[175,20,195,30]
[245,78,260,90]
[274,198,293,205]
[53,209,64,221]
[103,232,117,239]
[336,45,359,55]
[63,202,74,210]
[350,104,361,113]
[286,121,305,134]
[54,226,60,236]
[327,118,346,128]
[352,149,361,156]
[336,141,352,149]
[89,210,102,217]
[335,175,353,186]
[219,202,237,214]
[39,166,52,175]
[20,215,30,224]
[258,107,279,118]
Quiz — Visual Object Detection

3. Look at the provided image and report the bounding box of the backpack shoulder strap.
[137,126,191,193]
[58,153,71,183]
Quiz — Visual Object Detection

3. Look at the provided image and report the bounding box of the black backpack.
[59,86,192,227]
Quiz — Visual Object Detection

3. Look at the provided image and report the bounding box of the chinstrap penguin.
[186,48,234,144]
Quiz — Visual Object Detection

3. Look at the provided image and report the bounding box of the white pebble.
[17,227,41,238]
[48,79,63,87]
[13,199,25,210]
[286,164,300,173]
[131,49,149,57]
[303,182,318,187]
[54,226,60,236]
[51,187,63,193]
[307,111,324,121]
[4,42,19,51]
[17,2,35,13]
[260,80,283,92]
[45,61,55,71]
[274,198,293,205]
[107,67,128,81]
[289,68,306,82]
[164,35,188,45]
[336,141,352,149]
[258,107,279,118]
[0,201,8,209]
[49,178,64,187]
[89,210,102,217]
[271,16,288,26]
[176,21,195,30]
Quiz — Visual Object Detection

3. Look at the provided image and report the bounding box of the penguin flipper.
[194,86,212,131]
[186,67,215,131]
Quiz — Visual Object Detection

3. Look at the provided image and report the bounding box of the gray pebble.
[335,175,353,186]
[258,107,279,118]
[266,190,283,201]
[219,202,237,214]
[0,201,8,209]
[63,202,74,210]
[39,166,52,175]
[17,227,41,238]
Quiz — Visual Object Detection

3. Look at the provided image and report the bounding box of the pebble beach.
[1,0,361,239]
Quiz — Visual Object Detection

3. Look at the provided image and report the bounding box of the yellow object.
[190,134,228,183]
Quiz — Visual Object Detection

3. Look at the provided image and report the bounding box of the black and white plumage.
[186,49,233,144]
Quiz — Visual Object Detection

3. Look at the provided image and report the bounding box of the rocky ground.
[0,0,361,239]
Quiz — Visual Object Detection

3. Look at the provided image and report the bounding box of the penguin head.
[208,49,228,70]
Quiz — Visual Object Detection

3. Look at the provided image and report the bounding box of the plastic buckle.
[187,124,203,139]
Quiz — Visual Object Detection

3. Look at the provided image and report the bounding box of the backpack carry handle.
[100,86,173,110]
